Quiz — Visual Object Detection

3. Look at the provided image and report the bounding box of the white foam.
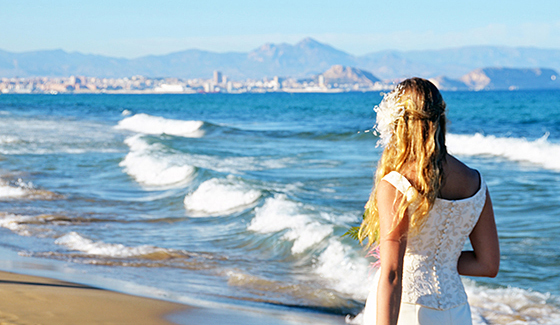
[0,179,38,199]
[465,280,560,324]
[184,176,261,216]
[447,133,560,171]
[55,232,166,258]
[0,117,120,155]
[0,214,34,236]
[0,184,28,198]
[248,195,332,254]
[180,153,291,174]
[314,239,372,300]
[120,135,195,187]
[0,135,19,144]
[115,113,204,137]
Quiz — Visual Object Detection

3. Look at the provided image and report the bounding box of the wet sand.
[0,270,188,324]
[0,270,347,325]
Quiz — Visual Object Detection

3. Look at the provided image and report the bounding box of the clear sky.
[2,0,559,58]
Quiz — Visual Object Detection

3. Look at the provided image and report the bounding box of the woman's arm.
[458,190,500,277]
[375,180,409,325]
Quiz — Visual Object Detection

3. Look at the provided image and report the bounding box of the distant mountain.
[321,65,380,85]
[460,67,560,90]
[246,38,357,78]
[0,49,131,77]
[429,76,469,91]
[356,51,437,80]
[0,48,247,79]
[130,50,246,79]
[2,39,560,81]
[0,38,357,80]
[365,46,560,79]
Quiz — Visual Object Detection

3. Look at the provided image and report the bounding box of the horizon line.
[2,38,560,60]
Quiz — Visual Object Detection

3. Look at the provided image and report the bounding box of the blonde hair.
[359,78,447,247]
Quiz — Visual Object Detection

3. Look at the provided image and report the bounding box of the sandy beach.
[0,270,188,325]
[0,269,347,325]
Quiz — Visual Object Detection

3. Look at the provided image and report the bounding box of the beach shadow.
[0,279,102,290]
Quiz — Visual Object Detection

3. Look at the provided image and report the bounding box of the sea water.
[0,91,559,324]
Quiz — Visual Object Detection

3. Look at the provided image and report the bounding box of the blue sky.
[2,0,559,58]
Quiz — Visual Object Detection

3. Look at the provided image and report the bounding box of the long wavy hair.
[359,78,447,247]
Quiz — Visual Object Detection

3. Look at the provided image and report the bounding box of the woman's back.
[439,154,481,201]
[384,160,488,310]
[363,164,488,323]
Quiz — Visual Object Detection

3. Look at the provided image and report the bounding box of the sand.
[0,268,347,325]
[0,270,188,325]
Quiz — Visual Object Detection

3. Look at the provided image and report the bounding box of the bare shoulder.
[376,177,402,202]
[440,154,481,200]
[376,176,407,213]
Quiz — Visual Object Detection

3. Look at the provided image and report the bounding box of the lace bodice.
[383,171,487,310]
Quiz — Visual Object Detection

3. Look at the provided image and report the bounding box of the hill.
[2,39,560,82]
[321,65,380,85]
[460,67,560,90]
[366,46,560,79]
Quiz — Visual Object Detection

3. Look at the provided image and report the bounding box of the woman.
[360,78,500,325]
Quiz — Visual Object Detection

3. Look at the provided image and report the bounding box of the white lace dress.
[362,171,487,325]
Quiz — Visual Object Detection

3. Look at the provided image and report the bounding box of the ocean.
[0,91,559,324]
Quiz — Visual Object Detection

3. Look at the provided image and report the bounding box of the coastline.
[0,245,193,324]
[0,247,347,325]
[0,269,348,325]
[0,270,188,325]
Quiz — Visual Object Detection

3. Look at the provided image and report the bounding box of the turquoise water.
[0,91,559,324]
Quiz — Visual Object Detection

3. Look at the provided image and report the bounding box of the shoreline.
[0,270,189,325]
[0,269,347,325]
[0,247,347,325]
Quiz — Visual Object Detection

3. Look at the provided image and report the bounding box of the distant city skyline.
[1,0,560,58]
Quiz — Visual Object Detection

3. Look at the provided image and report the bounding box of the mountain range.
[2,38,560,81]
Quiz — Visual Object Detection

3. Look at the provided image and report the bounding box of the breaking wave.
[120,135,195,187]
[466,281,560,324]
[0,178,60,200]
[248,195,333,255]
[184,176,261,216]
[55,232,170,258]
[115,113,204,138]
[447,133,560,171]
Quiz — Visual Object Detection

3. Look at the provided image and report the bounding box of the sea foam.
[315,239,372,300]
[184,176,261,216]
[0,213,73,238]
[248,194,371,302]
[447,133,560,171]
[0,135,18,145]
[0,178,59,200]
[0,118,119,155]
[466,280,560,324]
[115,113,204,137]
[0,213,35,236]
[120,135,195,187]
[0,184,28,198]
[55,232,168,258]
[248,195,333,254]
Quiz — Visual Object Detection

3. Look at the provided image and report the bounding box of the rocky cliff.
[460,68,560,90]
[321,65,380,85]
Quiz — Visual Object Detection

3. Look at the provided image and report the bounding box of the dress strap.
[382,171,416,200]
